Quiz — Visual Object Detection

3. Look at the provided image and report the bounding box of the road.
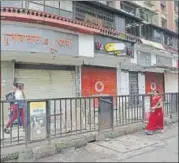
[37,123,178,162]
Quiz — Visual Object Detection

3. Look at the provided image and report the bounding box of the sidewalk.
[37,123,178,162]
[1,115,178,162]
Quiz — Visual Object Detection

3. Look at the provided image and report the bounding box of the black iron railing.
[0,93,178,148]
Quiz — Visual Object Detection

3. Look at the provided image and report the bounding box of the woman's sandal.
[145,131,153,135]
[4,128,11,134]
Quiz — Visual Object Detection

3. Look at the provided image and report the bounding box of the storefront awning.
[143,64,178,73]
[139,38,165,50]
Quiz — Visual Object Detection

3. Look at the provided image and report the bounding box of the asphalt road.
[37,123,178,162]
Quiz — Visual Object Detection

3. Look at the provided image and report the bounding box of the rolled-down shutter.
[15,69,76,99]
[164,73,178,93]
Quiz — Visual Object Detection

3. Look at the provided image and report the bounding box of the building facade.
[1,1,178,122]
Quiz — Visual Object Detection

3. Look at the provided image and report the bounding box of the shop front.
[164,56,178,93]
[145,72,164,94]
[81,66,117,97]
[164,72,178,93]
[143,51,173,95]
[1,23,80,100]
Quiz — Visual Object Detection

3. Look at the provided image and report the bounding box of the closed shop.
[15,64,76,99]
[138,72,145,94]
[1,61,14,122]
[145,72,164,94]
[117,69,129,95]
[164,72,178,93]
[1,61,14,100]
[81,66,117,97]
[129,72,139,104]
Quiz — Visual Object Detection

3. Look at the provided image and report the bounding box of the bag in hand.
[5,92,15,103]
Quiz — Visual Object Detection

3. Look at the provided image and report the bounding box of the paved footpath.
[37,123,178,162]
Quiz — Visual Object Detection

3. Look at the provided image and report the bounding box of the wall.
[166,1,175,32]
[78,34,94,58]
[135,44,177,68]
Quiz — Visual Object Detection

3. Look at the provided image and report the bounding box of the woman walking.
[145,90,164,135]
[4,82,25,134]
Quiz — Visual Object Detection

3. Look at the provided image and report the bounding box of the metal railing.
[0,93,178,148]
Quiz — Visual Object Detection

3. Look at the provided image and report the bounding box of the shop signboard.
[1,24,79,56]
[94,35,134,57]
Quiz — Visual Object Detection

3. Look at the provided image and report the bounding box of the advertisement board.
[94,35,134,57]
[29,101,46,140]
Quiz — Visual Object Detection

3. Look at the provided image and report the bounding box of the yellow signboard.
[30,101,46,139]
[105,42,125,53]
[30,101,46,115]
[105,43,116,52]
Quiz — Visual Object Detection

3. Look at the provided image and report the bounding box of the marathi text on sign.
[3,33,73,53]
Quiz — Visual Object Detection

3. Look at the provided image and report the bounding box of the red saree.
[146,96,164,131]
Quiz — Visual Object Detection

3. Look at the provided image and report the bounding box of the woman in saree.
[145,90,164,135]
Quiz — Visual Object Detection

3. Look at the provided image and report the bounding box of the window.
[160,0,166,12]
[44,1,60,15]
[75,2,114,28]
[174,1,179,13]
[1,1,23,8]
[156,55,172,67]
[161,18,167,28]
[163,33,169,45]
[137,51,151,66]
[153,29,162,43]
[120,1,136,15]
[28,1,44,11]
[173,37,178,49]
[115,16,125,32]
[107,1,114,8]
[98,1,107,5]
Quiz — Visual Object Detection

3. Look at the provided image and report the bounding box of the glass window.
[1,1,23,7]
[120,1,136,15]
[153,29,162,43]
[28,1,44,11]
[45,1,60,8]
[45,6,59,15]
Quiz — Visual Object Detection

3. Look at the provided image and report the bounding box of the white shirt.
[15,90,24,100]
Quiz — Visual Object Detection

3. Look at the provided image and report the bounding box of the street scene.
[1,1,178,162]
[37,123,178,162]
